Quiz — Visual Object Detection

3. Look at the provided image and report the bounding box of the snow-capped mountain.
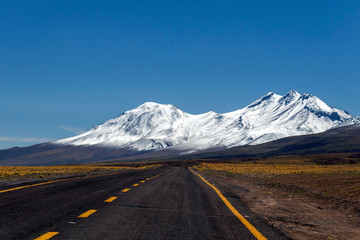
[54,91,359,154]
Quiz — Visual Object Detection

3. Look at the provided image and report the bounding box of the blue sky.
[1,0,359,149]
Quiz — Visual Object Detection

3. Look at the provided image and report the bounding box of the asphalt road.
[0,167,289,240]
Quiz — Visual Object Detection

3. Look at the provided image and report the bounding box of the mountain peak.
[285,90,301,97]
[139,101,167,108]
[135,102,180,111]
[247,92,281,108]
[280,90,301,104]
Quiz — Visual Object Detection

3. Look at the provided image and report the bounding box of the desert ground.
[194,157,360,240]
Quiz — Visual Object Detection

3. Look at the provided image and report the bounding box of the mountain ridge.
[54,90,359,154]
[1,123,360,166]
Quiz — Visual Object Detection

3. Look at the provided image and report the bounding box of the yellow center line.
[104,196,117,202]
[146,178,150,180]
[33,232,59,240]
[140,180,145,183]
[121,188,130,192]
[133,183,139,187]
[78,209,97,218]
[189,168,267,240]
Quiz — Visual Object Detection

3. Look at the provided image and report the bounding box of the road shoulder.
[190,167,290,240]
[194,169,360,240]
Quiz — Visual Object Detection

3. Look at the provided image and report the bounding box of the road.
[0,166,289,240]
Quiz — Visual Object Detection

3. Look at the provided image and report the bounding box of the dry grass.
[194,163,360,178]
[194,162,360,205]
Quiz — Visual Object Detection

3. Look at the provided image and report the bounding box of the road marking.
[0,177,83,194]
[133,183,139,186]
[190,168,267,240]
[140,180,145,183]
[122,188,130,192]
[78,209,97,218]
[34,232,59,240]
[0,171,122,194]
[146,178,150,180]
[105,196,117,202]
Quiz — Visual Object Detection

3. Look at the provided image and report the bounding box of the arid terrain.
[194,160,360,240]
[1,157,359,239]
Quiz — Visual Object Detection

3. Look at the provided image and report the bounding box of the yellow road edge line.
[121,188,130,192]
[33,232,59,240]
[0,177,83,194]
[78,209,97,218]
[189,168,267,240]
[104,196,117,202]
[133,183,139,187]
[0,171,122,194]
[0,168,172,195]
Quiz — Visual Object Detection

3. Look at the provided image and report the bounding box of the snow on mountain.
[54,91,359,154]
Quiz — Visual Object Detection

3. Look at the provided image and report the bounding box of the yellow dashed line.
[78,209,97,218]
[34,232,59,240]
[104,197,117,202]
[190,168,267,240]
[31,169,174,240]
